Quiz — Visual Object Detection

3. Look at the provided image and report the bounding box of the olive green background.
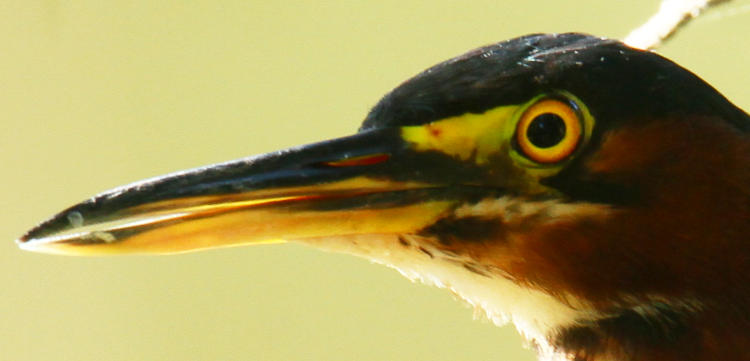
[2,1,749,360]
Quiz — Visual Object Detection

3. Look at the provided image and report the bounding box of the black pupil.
[526,113,566,148]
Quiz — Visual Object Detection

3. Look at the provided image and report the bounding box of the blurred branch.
[624,0,730,50]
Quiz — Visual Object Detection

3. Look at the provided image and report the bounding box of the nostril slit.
[318,154,390,168]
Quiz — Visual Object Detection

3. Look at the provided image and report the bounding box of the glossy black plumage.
[362,33,749,133]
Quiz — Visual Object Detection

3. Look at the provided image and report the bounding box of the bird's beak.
[18,127,491,255]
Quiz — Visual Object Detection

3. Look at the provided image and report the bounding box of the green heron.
[17,33,750,361]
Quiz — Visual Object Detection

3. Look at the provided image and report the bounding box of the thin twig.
[624,0,730,50]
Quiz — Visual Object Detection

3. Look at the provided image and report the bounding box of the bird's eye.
[516,98,582,163]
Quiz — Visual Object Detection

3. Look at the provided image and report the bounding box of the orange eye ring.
[516,98,582,164]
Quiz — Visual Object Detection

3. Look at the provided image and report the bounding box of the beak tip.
[17,222,51,247]
[17,224,42,246]
[16,234,45,253]
[16,238,34,250]
[16,226,51,251]
[16,210,79,252]
[16,237,71,255]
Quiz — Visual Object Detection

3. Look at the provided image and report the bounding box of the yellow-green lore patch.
[400,105,520,165]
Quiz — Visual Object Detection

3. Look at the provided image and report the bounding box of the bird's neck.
[549,305,750,361]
